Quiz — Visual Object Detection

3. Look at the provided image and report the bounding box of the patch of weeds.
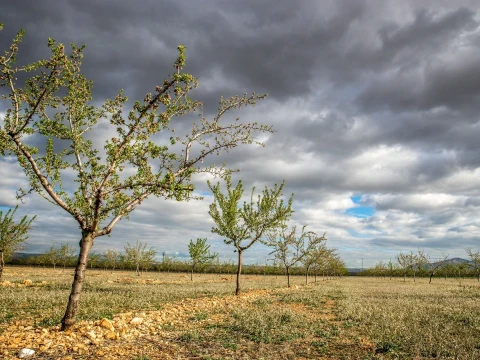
[160,323,178,331]
[327,324,339,336]
[190,311,208,321]
[342,320,357,328]
[204,323,226,331]
[38,316,60,327]
[133,355,151,360]
[0,312,15,323]
[228,308,306,344]
[326,289,346,300]
[97,310,114,320]
[179,330,201,342]
[221,339,238,350]
[311,340,327,350]
[313,328,332,339]
[279,313,292,324]
[252,297,272,307]
[276,291,320,307]
[375,341,400,355]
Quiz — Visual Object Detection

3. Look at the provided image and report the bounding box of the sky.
[1,0,480,268]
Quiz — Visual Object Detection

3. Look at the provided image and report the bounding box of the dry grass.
[1,267,479,359]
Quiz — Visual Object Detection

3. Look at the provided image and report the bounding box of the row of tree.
[360,249,480,282]
[11,237,347,284]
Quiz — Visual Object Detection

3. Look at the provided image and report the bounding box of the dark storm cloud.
[357,8,480,112]
[2,0,480,265]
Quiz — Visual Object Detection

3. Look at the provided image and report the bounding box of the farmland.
[1,267,479,359]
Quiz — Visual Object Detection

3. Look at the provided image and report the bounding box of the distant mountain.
[430,257,472,268]
[347,268,364,274]
[13,252,40,259]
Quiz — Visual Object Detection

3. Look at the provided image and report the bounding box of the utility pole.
[362,258,364,270]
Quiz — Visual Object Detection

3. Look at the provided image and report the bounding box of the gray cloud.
[1,0,480,267]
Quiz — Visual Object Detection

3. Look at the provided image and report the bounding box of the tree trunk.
[286,267,291,288]
[429,272,434,284]
[305,266,310,285]
[0,251,4,281]
[61,232,94,331]
[191,264,195,281]
[235,250,243,295]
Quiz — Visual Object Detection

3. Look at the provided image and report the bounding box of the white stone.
[18,348,35,358]
[130,317,143,325]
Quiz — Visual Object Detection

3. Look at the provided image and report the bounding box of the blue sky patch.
[345,206,375,218]
[350,195,362,204]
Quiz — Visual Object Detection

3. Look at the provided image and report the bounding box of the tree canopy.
[208,175,293,294]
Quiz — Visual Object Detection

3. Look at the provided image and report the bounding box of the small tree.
[266,225,326,288]
[0,206,35,280]
[58,243,76,272]
[47,245,59,269]
[373,261,388,278]
[302,240,328,285]
[387,259,396,280]
[396,252,412,282]
[88,252,102,269]
[188,238,217,280]
[103,249,119,271]
[124,240,157,276]
[396,251,425,282]
[420,253,449,284]
[0,24,272,329]
[465,248,480,282]
[208,176,293,295]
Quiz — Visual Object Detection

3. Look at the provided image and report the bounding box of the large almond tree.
[0,24,272,329]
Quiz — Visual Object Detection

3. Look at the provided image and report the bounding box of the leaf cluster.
[0,205,35,255]
[207,175,293,252]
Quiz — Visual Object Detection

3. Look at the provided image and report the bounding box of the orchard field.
[1,267,479,359]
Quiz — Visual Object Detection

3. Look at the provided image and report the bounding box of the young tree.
[465,248,480,282]
[396,252,413,282]
[88,252,102,269]
[208,176,293,295]
[0,206,35,280]
[373,261,388,278]
[326,253,348,277]
[188,238,217,281]
[124,240,157,276]
[266,225,326,288]
[301,240,328,285]
[387,259,396,280]
[58,243,76,272]
[0,25,271,329]
[47,245,59,269]
[421,253,449,284]
[103,249,119,271]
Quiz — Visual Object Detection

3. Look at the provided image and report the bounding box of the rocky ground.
[1,284,376,360]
